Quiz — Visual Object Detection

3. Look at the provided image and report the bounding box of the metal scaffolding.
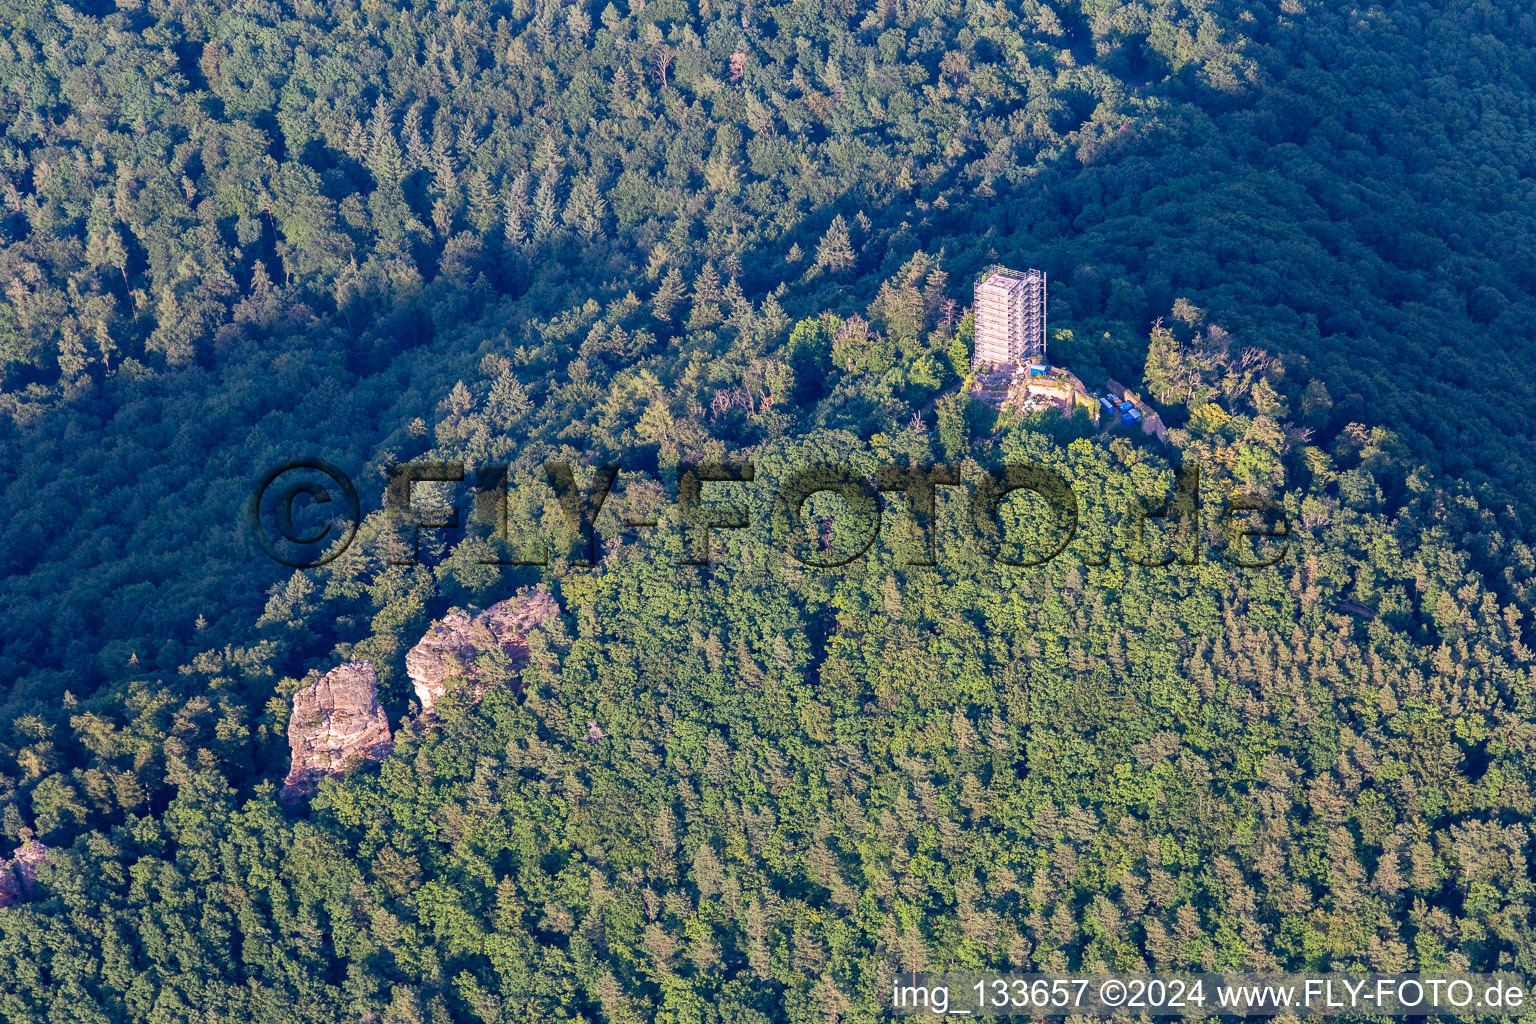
[972,265,1047,370]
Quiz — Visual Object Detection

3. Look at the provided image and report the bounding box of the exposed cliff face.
[405,589,559,717]
[276,593,558,804]
[280,661,393,806]
[0,836,49,908]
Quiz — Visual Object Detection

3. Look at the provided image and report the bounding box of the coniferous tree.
[812,214,855,275]
[652,267,686,323]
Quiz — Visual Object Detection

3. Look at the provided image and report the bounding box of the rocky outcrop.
[281,661,393,806]
[405,589,559,717]
[0,834,49,908]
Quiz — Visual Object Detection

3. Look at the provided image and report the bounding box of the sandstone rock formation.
[405,589,559,717]
[280,661,393,806]
[0,834,49,908]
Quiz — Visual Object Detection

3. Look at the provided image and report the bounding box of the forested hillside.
[0,0,1534,1019]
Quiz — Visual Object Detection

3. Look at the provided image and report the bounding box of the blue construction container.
[1097,395,1115,413]
[1118,400,1134,413]
[1121,409,1142,427]
[1027,364,1048,376]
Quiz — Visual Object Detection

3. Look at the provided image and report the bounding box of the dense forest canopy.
[0,0,1533,1019]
